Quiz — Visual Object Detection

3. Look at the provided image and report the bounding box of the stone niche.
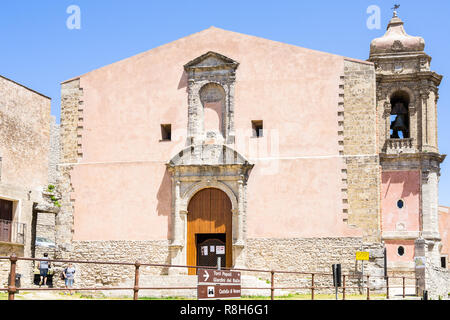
[184,51,239,146]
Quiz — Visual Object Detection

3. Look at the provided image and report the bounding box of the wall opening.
[252,120,263,138]
[0,199,13,242]
[187,188,232,275]
[390,91,410,139]
[160,124,172,141]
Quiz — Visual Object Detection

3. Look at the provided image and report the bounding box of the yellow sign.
[356,251,370,261]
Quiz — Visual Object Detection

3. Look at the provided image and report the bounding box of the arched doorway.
[187,188,232,275]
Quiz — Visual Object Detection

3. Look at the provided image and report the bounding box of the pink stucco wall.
[381,170,420,233]
[381,170,420,263]
[439,206,449,266]
[69,27,362,241]
[385,240,415,263]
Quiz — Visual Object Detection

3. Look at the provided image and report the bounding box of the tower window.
[390,91,410,139]
[441,256,447,268]
[397,199,404,209]
[160,124,171,141]
[397,246,405,256]
[252,120,263,138]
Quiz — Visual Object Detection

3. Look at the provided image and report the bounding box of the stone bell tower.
[368,11,445,271]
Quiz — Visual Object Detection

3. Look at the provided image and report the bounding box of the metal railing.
[0,220,26,245]
[0,254,420,300]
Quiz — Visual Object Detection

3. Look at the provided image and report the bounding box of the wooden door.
[197,235,226,270]
[187,188,232,275]
[0,199,13,242]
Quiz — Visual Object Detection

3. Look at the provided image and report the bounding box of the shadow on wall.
[178,71,188,90]
[382,171,420,200]
[157,169,172,240]
[156,169,174,273]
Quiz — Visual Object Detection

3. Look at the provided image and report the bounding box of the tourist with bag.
[38,253,50,287]
[63,263,76,295]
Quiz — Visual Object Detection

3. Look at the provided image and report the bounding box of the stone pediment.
[184,51,239,71]
[168,144,250,167]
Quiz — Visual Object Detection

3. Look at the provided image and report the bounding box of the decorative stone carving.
[166,52,253,273]
[184,51,239,146]
[166,158,253,273]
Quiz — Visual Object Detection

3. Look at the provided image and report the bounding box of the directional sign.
[198,284,241,300]
[198,269,241,300]
[198,269,241,285]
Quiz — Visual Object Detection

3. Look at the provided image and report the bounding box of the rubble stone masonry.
[343,60,381,243]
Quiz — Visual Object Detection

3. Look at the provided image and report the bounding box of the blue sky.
[0,0,449,205]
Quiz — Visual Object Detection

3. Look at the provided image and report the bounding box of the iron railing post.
[133,261,141,300]
[342,275,346,300]
[366,275,370,300]
[8,253,18,300]
[416,277,419,297]
[270,271,274,300]
[311,273,314,300]
[402,277,405,298]
[386,276,389,300]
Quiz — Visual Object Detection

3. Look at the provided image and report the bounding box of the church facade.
[55,13,448,294]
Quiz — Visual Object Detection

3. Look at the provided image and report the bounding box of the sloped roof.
[61,26,371,83]
[0,74,51,99]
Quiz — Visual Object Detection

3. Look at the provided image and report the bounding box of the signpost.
[197,268,241,300]
[356,251,370,290]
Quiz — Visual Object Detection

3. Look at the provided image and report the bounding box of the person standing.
[38,253,51,287]
[63,263,76,295]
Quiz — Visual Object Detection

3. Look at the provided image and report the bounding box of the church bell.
[390,114,408,138]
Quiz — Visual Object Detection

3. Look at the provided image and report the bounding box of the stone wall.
[37,237,387,297]
[56,78,83,251]
[244,237,385,294]
[0,75,53,287]
[48,116,60,185]
[52,240,170,288]
[343,59,381,243]
[425,262,450,299]
[0,243,25,287]
[0,75,51,188]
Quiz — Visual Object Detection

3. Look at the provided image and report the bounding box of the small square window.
[160,124,171,141]
[252,120,263,138]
